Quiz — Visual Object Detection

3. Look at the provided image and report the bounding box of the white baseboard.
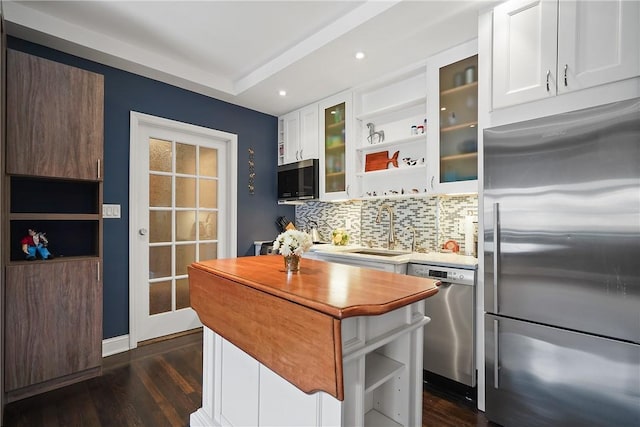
[102,334,131,357]
[190,408,220,427]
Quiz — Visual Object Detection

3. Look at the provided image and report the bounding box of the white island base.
[191,301,429,427]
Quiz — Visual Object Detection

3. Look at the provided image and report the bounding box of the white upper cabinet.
[278,105,319,165]
[557,0,639,94]
[300,104,319,160]
[426,39,479,194]
[280,110,300,164]
[318,91,353,201]
[492,0,640,109]
[492,0,557,108]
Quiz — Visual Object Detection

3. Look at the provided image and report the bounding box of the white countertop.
[308,244,478,269]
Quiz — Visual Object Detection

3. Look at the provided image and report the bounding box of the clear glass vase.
[283,254,301,272]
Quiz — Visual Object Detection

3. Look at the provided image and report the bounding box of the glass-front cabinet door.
[319,92,352,200]
[324,102,346,192]
[427,39,478,193]
[439,54,478,183]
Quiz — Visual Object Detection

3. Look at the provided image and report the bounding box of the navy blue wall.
[9,37,295,339]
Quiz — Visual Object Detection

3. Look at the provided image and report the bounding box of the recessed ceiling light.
[440,107,447,111]
[355,51,365,60]
[279,90,287,97]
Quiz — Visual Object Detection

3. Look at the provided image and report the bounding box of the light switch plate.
[103,204,121,218]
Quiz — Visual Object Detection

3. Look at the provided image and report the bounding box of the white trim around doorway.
[127,111,237,351]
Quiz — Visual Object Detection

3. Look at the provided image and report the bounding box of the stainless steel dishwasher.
[407,262,476,387]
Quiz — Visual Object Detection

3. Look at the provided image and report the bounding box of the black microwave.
[277,159,319,201]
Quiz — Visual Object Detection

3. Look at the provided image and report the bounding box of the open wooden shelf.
[10,213,101,221]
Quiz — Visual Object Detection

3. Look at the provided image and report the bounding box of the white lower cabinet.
[192,301,428,427]
[259,367,323,427]
[219,340,260,426]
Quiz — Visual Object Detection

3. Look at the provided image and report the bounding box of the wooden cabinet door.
[557,0,640,94]
[6,49,104,180]
[492,0,558,109]
[5,259,102,391]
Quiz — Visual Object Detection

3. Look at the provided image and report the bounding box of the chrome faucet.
[375,204,396,249]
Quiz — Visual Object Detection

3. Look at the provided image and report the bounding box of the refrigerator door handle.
[494,318,500,389]
[493,202,500,313]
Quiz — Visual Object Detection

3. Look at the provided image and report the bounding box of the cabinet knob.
[139,228,148,236]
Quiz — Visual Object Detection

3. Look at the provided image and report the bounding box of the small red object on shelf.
[443,240,460,253]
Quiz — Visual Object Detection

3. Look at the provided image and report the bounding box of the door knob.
[139,228,148,236]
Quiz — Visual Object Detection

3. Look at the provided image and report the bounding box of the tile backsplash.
[295,200,362,245]
[360,197,437,252]
[295,194,478,254]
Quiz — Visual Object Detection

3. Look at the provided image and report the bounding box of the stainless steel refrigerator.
[483,98,640,427]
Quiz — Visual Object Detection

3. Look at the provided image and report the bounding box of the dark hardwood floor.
[4,330,491,426]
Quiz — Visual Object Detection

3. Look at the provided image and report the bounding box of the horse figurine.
[366,122,385,144]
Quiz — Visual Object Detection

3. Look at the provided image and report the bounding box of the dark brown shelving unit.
[3,49,104,402]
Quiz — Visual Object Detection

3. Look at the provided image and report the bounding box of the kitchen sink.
[348,249,409,257]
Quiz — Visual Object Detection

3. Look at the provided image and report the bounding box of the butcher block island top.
[188,255,439,401]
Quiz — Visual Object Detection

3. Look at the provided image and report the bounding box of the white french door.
[129,112,237,345]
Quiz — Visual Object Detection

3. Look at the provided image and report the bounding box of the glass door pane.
[439,55,478,183]
[324,102,346,193]
[148,138,219,315]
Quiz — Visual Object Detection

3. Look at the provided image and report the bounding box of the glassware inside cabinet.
[439,55,478,183]
[324,102,346,193]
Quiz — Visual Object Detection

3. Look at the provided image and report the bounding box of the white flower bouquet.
[272,229,313,257]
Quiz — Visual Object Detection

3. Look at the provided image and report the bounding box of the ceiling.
[2,0,495,116]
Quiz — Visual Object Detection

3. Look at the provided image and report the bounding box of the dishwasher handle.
[431,280,454,288]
